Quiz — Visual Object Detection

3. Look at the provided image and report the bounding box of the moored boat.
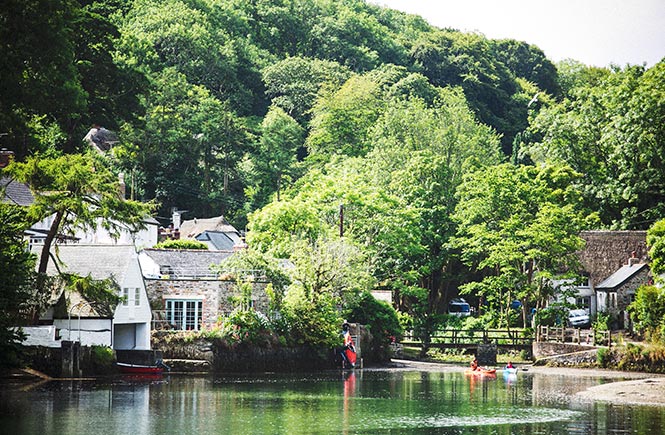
[116,362,166,375]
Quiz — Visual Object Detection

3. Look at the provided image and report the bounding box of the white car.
[568,309,590,328]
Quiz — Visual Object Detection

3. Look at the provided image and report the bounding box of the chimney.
[118,172,126,199]
[628,250,638,266]
[172,210,181,230]
[0,149,14,168]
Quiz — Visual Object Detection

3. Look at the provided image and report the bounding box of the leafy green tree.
[307,74,385,158]
[523,62,665,229]
[287,238,374,302]
[117,68,249,220]
[0,204,35,367]
[491,39,560,97]
[365,90,501,345]
[628,285,665,342]
[647,218,665,278]
[115,0,265,115]
[262,56,351,124]
[248,105,304,207]
[452,163,589,327]
[410,30,525,154]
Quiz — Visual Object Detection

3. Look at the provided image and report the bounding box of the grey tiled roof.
[595,263,648,290]
[30,244,138,318]
[142,248,234,270]
[32,244,136,282]
[1,176,34,206]
[196,231,239,250]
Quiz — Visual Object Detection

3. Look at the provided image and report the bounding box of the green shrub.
[345,291,403,361]
[91,345,114,370]
[596,347,609,368]
[280,288,341,348]
[154,239,208,250]
[221,309,274,346]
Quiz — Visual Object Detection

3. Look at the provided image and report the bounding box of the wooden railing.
[401,328,533,350]
[536,326,611,347]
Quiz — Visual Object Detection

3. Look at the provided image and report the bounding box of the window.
[134,288,141,306]
[122,288,129,306]
[165,299,203,330]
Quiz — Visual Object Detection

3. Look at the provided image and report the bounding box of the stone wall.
[579,231,648,284]
[532,342,595,359]
[145,278,271,328]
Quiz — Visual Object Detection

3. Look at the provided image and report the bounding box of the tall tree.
[523,62,665,229]
[0,204,36,366]
[5,151,154,291]
[249,105,304,207]
[452,163,589,327]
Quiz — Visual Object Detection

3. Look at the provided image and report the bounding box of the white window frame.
[164,298,203,331]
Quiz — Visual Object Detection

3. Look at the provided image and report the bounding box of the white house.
[28,214,159,249]
[26,244,152,350]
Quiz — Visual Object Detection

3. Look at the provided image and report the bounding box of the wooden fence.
[401,328,533,351]
[536,326,611,347]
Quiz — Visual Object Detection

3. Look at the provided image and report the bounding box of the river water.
[1,367,664,434]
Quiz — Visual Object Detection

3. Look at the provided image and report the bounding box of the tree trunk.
[38,211,64,276]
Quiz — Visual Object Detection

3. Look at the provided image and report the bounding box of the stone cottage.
[139,248,271,330]
[595,255,650,330]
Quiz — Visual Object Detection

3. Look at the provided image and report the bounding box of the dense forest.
[2,0,665,356]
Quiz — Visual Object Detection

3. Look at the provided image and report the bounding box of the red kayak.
[465,368,497,376]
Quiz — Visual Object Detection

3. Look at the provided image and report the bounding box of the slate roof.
[196,231,241,251]
[141,248,234,278]
[1,176,34,206]
[32,244,136,282]
[31,244,137,317]
[595,263,648,291]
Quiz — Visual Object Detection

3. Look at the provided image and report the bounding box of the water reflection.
[1,370,664,435]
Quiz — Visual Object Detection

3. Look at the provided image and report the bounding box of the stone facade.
[579,230,647,284]
[145,278,271,329]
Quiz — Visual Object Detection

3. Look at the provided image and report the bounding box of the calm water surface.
[1,368,664,434]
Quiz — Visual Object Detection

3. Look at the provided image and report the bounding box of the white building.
[24,244,152,350]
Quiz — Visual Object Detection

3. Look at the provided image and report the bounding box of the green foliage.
[523,61,665,229]
[5,151,154,277]
[452,163,588,327]
[90,345,115,372]
[280,288,342,348]
[220,309,274,346]
[647,219,665,277]
[61,273,121,318]
[154,239,208,250]
[344,292,403,360]
[215,249,290,298]
[628,285,665,342]
[0,204,35,367]
[593,311,611,332]
[596,347,610,368]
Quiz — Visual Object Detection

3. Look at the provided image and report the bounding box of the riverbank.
[390,359,665,407]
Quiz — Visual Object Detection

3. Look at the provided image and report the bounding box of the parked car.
[567,309,590,328]
[448,298,471,317]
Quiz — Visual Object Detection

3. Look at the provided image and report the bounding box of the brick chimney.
[628,250,638,266]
